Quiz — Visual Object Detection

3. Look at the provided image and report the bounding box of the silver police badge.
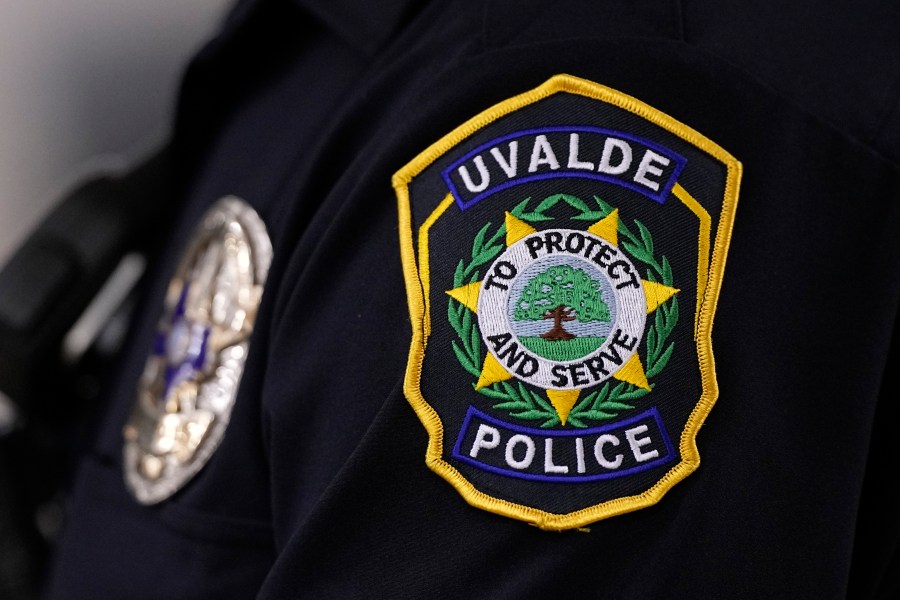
[123,196,272,504]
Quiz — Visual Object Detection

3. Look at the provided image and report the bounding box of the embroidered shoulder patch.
[123,196,272,504]
[393,75,740,530]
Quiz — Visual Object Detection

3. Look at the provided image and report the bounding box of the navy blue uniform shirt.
[44,0,900,597]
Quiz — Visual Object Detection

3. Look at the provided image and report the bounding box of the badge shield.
[394,75,740,530]
[123,196,272,504]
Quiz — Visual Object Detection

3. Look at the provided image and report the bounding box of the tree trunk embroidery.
[541,305,576,341]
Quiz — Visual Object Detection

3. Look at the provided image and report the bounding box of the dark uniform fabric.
[43,0,900,598]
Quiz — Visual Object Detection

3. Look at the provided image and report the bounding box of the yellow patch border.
[393,74,741,531]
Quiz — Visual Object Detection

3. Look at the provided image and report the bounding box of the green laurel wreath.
[448,194,678,428]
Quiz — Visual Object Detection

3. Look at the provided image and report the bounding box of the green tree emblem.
[514,264,610,341]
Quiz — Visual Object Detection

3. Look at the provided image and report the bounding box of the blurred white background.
[0,0,233,264]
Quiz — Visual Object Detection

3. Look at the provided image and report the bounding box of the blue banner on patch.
[442,127,687,210]
[453,406,675,482]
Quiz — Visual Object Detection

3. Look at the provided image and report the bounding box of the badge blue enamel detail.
[393,75,741,530]
[123,196,272,504]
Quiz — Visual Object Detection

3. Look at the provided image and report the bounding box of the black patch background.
[408,91,729,514]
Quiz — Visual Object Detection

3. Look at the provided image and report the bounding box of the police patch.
[393,75,741,530]
[123,196,272,504]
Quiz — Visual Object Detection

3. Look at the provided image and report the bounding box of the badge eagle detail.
[123,196,272,504]
[393,75,741,530]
